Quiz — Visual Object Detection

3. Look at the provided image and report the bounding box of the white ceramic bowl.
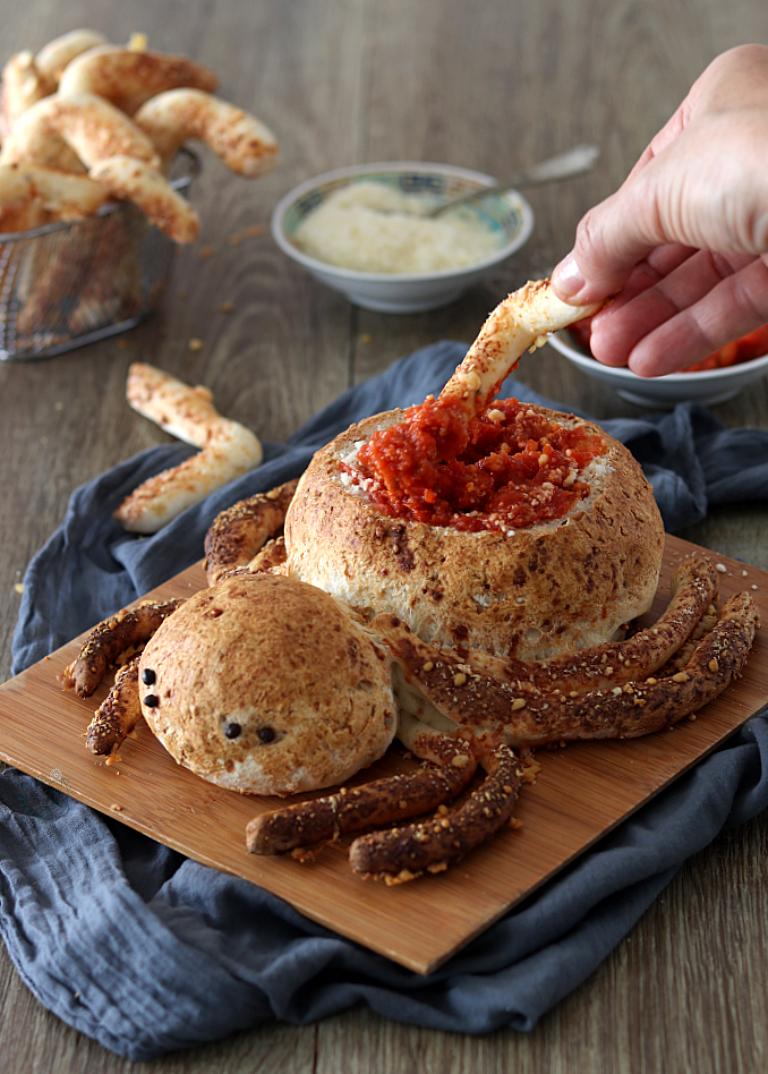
[271,161,535,313]
[548,328,768,408]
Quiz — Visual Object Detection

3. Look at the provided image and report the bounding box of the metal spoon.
[427,144,600,216]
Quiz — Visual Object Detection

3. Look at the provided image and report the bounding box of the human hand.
[551,44,768,376]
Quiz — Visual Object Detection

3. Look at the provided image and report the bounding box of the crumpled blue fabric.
[4,341,768,1061]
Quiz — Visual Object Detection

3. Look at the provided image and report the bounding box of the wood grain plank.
[0,535,764,975]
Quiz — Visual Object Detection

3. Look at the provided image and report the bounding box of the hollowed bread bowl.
[284,404,664,661]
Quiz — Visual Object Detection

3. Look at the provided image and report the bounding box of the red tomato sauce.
[348,397,606,532]
[682,324,768,371]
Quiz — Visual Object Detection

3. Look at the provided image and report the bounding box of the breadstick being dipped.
[440,278,601,419]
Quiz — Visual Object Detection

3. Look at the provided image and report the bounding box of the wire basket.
[0,148,200,361]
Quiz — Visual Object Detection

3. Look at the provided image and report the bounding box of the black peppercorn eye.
[224,722,242,740]
[141,668,156,686]
[257,726,275,743]
[144,694,159,708]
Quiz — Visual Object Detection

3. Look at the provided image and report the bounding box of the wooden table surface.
[1,1,767,1071]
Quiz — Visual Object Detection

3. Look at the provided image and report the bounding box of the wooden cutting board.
[0,533,766,975]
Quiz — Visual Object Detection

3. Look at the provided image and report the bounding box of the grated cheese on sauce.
[292,181,504,275]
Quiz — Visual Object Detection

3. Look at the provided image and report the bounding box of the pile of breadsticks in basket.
[0,28,279,238]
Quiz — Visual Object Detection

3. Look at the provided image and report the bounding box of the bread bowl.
[284,402,665,660]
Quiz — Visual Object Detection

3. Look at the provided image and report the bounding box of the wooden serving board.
[0,534,766,975]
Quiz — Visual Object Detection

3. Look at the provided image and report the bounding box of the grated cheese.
[292,181,504,274]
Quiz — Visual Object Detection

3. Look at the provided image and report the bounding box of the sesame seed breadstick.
[348,740,522,883]
[246,730,478,856]
[386,592,760,748]
[63,598,184,698]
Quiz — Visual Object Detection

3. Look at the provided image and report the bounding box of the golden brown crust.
[246,732,478,855]
[204,479,298,584]
[114,364,264,533]
[86,656,142,755]
[384,591,760,747]
[133,89,279,177]
[57,46,220,116]
[458,553,718,695]
[65,598,184,698]
[138,573,397,795]
[246,536,288,574]
[348,741,522,882]
[284,406,665,660]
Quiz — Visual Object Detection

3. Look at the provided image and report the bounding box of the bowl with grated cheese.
[271,162,534,313]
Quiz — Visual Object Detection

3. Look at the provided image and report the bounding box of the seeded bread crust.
[283,405,665,661]
[138,573,397,795]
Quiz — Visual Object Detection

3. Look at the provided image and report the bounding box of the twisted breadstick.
[134,89,279,176]
[35,29,109,84]
[0,30,108,134]
[204,479,299,584]
[0,92,161,173]
[87,155,199,242]
[384,591,760,747]
[114,363,264,533]
[57,45,219,116]
[0,94,200,239]
[440,279,601,418]
[348,738,522,882]
[0,162,108,230]
[246,727,478,855]
[63,597,184,698]
[86,655,143,755]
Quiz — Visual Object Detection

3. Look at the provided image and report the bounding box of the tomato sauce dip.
[347,396,606,532]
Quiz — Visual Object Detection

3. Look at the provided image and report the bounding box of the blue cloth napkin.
[5,341,768,1061]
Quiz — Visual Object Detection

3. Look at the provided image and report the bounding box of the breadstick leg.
[86,656,143,755]
[348,741,522,882]
[246,732,477,855]
[64,598,184,698]
[204,479,298,584]
[388,592,760,747]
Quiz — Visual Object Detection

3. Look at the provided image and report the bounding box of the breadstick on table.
[114,363,264,534]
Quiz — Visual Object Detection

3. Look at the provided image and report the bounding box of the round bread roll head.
[284,405,665,661]
[138,573,397,795]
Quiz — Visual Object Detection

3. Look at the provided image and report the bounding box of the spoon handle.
[428,144,600,216]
